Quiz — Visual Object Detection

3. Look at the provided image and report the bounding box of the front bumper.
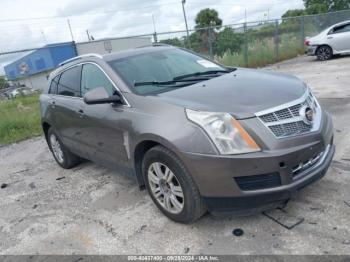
[204,144,334,215]
[179,111,334,214]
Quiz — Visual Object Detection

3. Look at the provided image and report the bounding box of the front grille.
[269,121,311,137]
[256,90,320,138]
[234,173,281,191]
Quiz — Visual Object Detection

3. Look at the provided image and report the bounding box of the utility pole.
[181,0,190,48]
[86,30,91,42]
[152,14,157,33]
[152,14,157,43]
[67,19,74,42]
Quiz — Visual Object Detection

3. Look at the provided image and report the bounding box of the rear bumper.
[307,45,317,56]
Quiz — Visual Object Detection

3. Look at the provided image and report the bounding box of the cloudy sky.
[0,0,304,74]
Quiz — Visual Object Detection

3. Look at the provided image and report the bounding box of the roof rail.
[152,43,172,47]
[58,53,103,66]
[136,43,173,49]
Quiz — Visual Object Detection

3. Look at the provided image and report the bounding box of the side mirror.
[83,87,121,105]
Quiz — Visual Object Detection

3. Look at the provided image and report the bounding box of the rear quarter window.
[57,66,81,97]
[48,75,60,95]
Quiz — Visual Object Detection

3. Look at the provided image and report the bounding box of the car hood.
[157,68,306,119]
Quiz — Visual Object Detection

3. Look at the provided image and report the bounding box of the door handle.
[327,36,333,39]
[78,109,84,118]
[51,101,56,108]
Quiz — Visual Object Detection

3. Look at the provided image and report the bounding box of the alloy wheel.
[147,162,184,214]
[318,46,331,60]
[50,134,64,163]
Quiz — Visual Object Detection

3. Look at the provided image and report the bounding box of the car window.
[332,23,350,34]
[57,66,81,97]
[109,49,225,95]
[81,64,115,96]
[49,75,60,95]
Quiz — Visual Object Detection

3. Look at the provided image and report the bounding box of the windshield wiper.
[173,69,233,81]
[134,68,236,87]
[134,78,208,87]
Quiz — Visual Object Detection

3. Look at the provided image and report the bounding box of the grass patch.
[0,94,42,145]
[216,32,305,68]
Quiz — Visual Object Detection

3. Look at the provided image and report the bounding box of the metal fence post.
[208,26,213,59]
[153,32,158,43]
[243,23,248,67]
[300,16,305,48]
[186,30,191,49]
[274,19,279,62]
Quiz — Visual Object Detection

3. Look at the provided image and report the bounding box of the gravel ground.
[0,55,350,255]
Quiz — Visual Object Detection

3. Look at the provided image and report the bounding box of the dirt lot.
[0,55,350,255]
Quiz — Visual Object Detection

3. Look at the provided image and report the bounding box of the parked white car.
[305,20,350,60]
[9,87,33,98]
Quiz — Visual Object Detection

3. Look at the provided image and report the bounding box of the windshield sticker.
[197,60,220,68]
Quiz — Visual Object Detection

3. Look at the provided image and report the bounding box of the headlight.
[308,87,320,108]
[186,109,260,155]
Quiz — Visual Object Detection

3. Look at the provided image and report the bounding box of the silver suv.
[306,20,350,60]
[40,45,334,223]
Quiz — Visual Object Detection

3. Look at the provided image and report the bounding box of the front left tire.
[142,145,206,223]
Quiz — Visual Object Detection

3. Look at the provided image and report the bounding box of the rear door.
[54,65,85,155]
[46,75,60,123]
[328,23,350,52]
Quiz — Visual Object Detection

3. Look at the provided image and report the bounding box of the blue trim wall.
[4,42,76,80]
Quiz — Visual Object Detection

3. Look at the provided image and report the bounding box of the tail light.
[304,39,310,46]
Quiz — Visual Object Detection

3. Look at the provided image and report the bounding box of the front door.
[78,63,129,169]
[53,65,85,156]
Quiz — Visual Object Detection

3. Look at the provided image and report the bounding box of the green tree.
[215,27,243,56]
[160,37,184,47]
[304,0,350,13]
[188,31,204,53]
[0,77,7,89]
[282,9,306,18]
[192,8,223,54]
[195,8,222,29]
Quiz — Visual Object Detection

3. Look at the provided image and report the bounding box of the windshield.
[108,48,229,95]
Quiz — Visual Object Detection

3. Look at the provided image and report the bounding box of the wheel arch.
[316,44,333,53]
[315,44,334,60]
[42,121,51,143]
[132,135,182,189]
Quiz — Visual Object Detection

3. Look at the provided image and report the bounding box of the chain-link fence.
[0,9,349,72]
[156,9,350,67]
